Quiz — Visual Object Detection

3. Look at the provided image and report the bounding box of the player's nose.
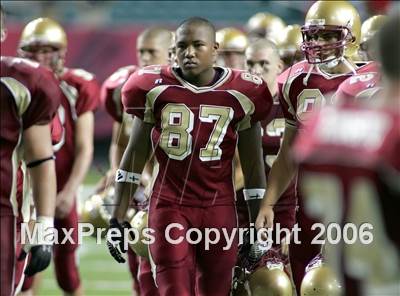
[185,45,196,58]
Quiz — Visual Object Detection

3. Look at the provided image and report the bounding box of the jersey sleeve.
[278,77,297,128]
[122,70,155,124]
[250,79,273,125]
[75,77,100,116]
[232,72,273,131]
[101,81,123,123]
[22,68,61,130]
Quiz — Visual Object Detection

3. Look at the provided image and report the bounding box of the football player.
[18,17,100,296]
[255,1,375,293]
[216,27,248,69]
[293,11,400,295]
[358,15,388,62]
[107,17,273,295]
[1,6,60,296]
[246,12,286,42]
[275,25,304,70]
[100,26,173,296]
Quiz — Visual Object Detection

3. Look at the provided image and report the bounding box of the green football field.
[36,169,134,295]
[38,236,133,295]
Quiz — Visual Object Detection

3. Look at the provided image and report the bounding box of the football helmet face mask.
[18,17,67,74]
[301,0,361,64]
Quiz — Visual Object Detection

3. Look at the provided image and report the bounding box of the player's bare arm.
[56,111,94,218]
[112,117,153,221]
[238,122,266,223]
[23,123,57,218]
[256,124,297,229]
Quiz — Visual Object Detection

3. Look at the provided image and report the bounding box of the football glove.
[18,216,54,276]
[106,218,135,263]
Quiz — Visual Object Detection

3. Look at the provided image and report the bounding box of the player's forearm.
[109,122,124,170]
[63,144,93,193]
[23,124,56,217]
[261,125,298,208]
[113,118,152,221]
[29,161,57,217]
[238,123,267,222]
[261,147,297,207]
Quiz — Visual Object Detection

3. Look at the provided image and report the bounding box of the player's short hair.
[177,17,216,42]
[137,27,173,46]
[378,11,400,81]
[246,38,279,59]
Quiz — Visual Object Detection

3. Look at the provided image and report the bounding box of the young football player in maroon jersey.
[293,12,400,295]
[1,6,61,296]
[18,17,100,296]
[100,27,173,296]
[108,17,273,295]
[255,1,377,293]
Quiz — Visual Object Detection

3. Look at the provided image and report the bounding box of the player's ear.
[212,41,219,63]
[277,58,284,73]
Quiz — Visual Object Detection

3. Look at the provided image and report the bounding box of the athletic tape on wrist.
[243,188,265,201]
[115,169,141,184]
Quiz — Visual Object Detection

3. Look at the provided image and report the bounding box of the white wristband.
[115,169,141,184]
[243,189,265,201]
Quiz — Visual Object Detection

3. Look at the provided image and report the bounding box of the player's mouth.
[184,60,198,68]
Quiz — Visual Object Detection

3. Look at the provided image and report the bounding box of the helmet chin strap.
[304,55,357,86]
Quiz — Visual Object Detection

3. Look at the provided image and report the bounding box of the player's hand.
[106,218,134,263]
[95,169,115,193]
[255,205,274,235]
[18,216,54,276]
[55,188,75,218]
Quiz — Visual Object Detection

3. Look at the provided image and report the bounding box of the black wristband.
[26,155,56,168]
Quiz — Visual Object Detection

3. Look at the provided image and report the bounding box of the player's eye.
[246,61,254,67]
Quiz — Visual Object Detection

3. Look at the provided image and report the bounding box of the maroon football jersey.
[122,65,272,206]
[101,65,137,123]
[333,62,381,103]
[1,56,61,216]
[294,103,400,283]
[54,68,100,189]
[277,60,375,128]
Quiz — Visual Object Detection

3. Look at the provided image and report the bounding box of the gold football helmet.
[80,189,110,237]
[129,210,150,259]
[301,0,361,64]
[216,27,248,53]
[19,17,67,50]
[361,15,388,44]
[18,17,67,74]
[301,256,342,296]
[246,12,286,42]
[248,265,292,296]
[80,186,136,237]
[276,24,304,68]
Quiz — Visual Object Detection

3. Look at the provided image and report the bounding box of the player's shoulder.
[1,56,48,79]
[103,65,137,90]
[124,65,170,92]
[62,68,97,85]
[277,60,310,85]
[224,68,265,94]
[355,61,380,74]
[1,56,58,92]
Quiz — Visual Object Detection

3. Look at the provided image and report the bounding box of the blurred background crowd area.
[1,0,392,170]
